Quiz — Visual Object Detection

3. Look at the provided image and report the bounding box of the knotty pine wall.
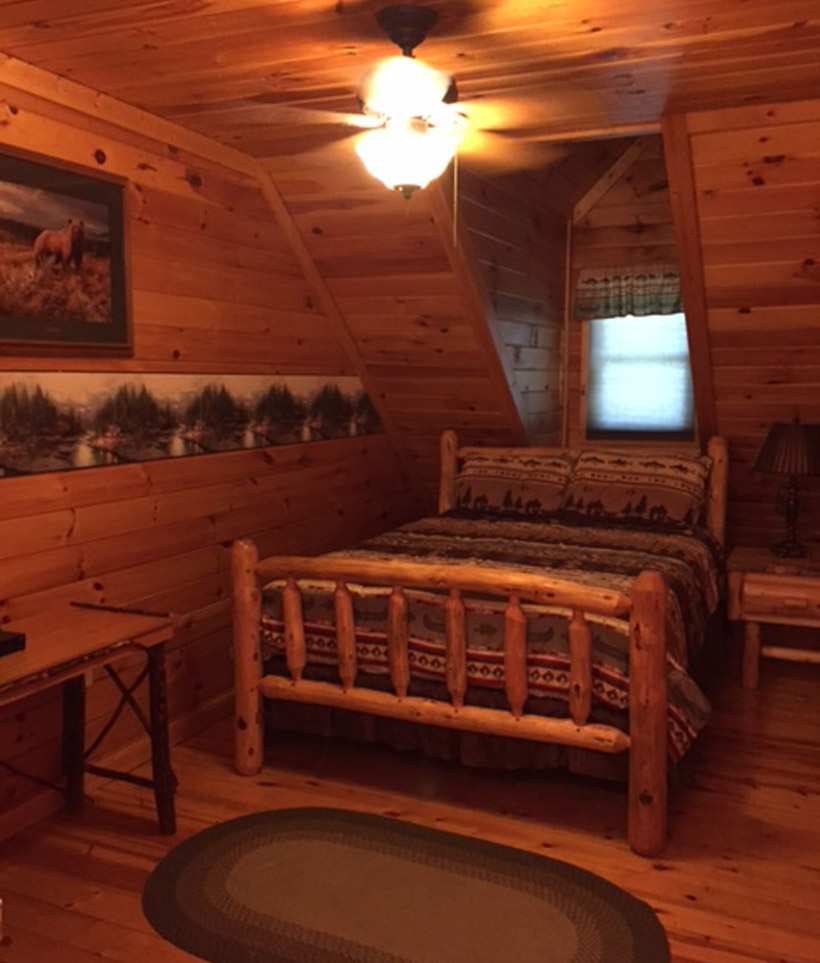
[669,99,820,548]
[566,135,680,447]
[456,168,566,445]
[260,152,527,500]
[0,79,415,828]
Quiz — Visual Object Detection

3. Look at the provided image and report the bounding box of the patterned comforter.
[261,513,724,760]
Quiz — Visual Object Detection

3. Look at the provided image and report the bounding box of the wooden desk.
[0,605,178,834]
[727,546,820,689]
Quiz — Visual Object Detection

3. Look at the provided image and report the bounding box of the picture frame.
[0,147,130,356]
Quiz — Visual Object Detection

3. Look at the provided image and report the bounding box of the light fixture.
[359,56,453,121]
[754,417,820,557]
[353,5,466,198]
[355,114,464,199]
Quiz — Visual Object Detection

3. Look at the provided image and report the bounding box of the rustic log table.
[727,546,820,689]
[0,604,178,834]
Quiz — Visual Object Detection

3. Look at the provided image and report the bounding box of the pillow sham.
[454,451,575,520]
[559,449,711,529]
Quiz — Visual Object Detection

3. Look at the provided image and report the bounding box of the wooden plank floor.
[0,661,817,963]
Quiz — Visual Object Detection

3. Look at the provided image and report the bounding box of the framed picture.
[0,148,130,356]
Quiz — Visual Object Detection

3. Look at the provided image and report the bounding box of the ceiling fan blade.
[459,93,578,134]
[296,129,367,166]
[245,102,381,129]
[457,129,567,172]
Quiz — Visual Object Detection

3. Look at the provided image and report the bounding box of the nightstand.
[727,546,820,688]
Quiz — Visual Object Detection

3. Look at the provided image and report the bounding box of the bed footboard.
[232,538,263,777]
[231,539,670,855]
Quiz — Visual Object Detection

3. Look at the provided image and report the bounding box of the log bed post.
[232,538,264,776]
[438,429,458,514]
[504,595,528,718]
[283,578,306,682]
[706,436,728,547]
[568,609,592,726]
[627,571,668,856]
[334,581,357,691]
[445,588,467,708]
[388,586,410,698]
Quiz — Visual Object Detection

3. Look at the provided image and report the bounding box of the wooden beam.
[572,138,647,225]
[427,179,529,445]
[561,217,573,446]
[661,111,718,444]
[0,53,259,181]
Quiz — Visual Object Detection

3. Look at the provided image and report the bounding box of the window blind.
[586,313,695,440]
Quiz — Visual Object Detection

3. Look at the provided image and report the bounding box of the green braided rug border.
[142,807,669,963]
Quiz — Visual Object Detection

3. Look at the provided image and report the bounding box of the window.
[585,313,695,441]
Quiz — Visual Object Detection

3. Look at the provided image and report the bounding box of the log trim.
[427,181,529,445]
[662,111,718,444]
[572,138,647,224]
[252,165,419,497]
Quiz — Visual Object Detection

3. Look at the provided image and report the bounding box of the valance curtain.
[574,265,682,320]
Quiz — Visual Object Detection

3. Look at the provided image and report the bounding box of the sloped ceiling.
[2,1,820,504]
[1,1,819,148]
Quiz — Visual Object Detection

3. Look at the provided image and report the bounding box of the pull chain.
[452,149,459,248]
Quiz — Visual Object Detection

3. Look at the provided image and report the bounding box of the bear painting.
[0,157,119,342]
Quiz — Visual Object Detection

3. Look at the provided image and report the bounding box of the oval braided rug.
[142,808,669,963]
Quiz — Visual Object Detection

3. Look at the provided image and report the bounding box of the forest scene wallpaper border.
[0,372,382,477]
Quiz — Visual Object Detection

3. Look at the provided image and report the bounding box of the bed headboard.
[438,430,729,547]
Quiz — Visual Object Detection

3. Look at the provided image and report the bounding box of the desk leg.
[147,643,177,835]
[62,676,85,811]
[742,621,761,689]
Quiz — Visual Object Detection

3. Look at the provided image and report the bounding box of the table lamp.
[754,418,820,557]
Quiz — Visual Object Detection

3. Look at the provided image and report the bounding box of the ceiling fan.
[283,4,564,198]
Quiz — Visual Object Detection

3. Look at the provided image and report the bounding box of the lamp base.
[770,539,806,558]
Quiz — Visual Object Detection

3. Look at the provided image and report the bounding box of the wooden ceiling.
[1,0,819,160]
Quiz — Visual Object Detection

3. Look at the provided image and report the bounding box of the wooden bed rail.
[232,539,669,856]
[254,555,633,620]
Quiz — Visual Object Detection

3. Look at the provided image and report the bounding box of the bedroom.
[0,1,818,961]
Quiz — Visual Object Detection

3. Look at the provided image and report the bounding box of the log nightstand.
[727,546,820,688]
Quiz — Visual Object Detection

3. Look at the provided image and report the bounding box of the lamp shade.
[754,421,820,476]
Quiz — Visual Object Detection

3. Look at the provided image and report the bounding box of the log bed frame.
[232,430,729,856]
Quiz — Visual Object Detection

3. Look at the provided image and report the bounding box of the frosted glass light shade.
[359,56,452,119]
[356,119,461,197]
